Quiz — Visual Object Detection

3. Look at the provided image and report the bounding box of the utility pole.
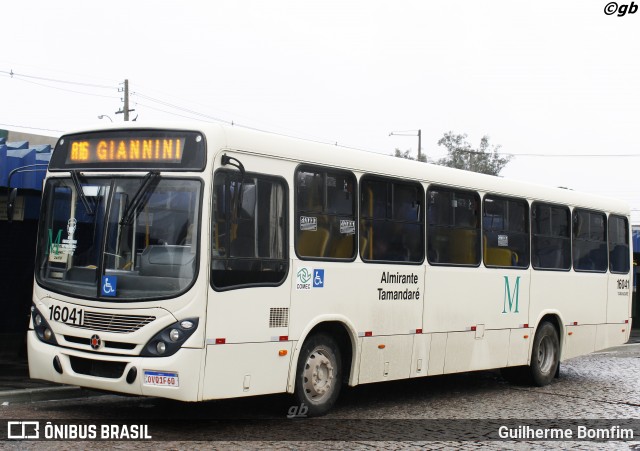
[389,129,423,161]
[116,79,135,121]
[124,79,130,121]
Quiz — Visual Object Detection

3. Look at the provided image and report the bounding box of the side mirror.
[7,188,17,223]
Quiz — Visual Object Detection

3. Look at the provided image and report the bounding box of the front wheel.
[530,322,560,386]
[293,334,342,417]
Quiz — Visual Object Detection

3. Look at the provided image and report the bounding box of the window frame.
[572,208,608,273]
[608,214,630,274]
[294,164,358,262]
[426,185,482,268]
[359,174,425,265]
[482,194,530,270]
[530,201,572,272]
[210,169,289,291]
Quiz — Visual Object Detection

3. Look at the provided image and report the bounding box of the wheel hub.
[303,349,334,401]
[537,335,555,374]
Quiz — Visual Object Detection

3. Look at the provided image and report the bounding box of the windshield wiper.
[70,170,94,216]
[119,171,160,226]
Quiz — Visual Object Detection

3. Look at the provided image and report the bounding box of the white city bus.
[28,123,632,416]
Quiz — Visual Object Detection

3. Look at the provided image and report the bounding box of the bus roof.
[59,121,630,216]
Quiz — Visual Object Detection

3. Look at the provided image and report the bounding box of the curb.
[0,386,100,404]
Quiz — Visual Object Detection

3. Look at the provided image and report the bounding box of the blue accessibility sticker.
[313,269,324,288]
[101,275,117,297]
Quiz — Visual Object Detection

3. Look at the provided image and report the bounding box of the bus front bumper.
[27,331,202,402]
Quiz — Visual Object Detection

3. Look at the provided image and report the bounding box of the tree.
[393,148,427,163]
[436,132,511,176]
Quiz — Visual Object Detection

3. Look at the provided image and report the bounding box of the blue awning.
[633,228,640,254]
[0,137,52,191]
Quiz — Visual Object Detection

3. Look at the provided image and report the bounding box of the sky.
[2,1,640,221]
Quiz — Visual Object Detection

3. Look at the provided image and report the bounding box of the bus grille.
[71,312,156,333]
[64,335,137,350]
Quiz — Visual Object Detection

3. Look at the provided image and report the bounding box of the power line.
[450,147,640,158]
[0,122,64,133]
[507,153,640,158]
[134,92,393,153]
[3,69,640,160]
[135,102,227,123]
[1,71,119,100]
[135,92,233,124]
[135,91,374,151]
[0,69,116,89]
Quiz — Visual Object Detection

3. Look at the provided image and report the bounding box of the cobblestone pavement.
[1,343,639,450]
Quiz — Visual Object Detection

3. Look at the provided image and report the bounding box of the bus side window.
[295,166,356,260]
[211,171,288,290]
[359,176,424,263]
[531,202,571,271]
[483,195,529,269]
[427,187,480,266]
[609,214,630,274]
[573,209,607,272]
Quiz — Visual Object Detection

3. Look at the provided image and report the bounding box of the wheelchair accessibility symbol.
[313,269,324,288]
[101,275,117,297]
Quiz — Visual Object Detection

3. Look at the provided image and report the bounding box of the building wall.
[0,132,53,358]
[0,218,39,357]
[6,130,58,147]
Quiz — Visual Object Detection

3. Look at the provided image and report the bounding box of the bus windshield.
[35,176,201,301]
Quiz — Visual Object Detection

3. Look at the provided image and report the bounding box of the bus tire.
[529,321,560,386]
[293,333,342,417]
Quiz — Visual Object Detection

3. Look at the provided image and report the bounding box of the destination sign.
[66,138,186,164]
[49,129,206,171]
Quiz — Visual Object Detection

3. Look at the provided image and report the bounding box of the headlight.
[31,305,58,345]
[141,318,199,357]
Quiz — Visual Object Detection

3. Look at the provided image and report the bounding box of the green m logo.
[46,229,63,256]
[502,276,521,313]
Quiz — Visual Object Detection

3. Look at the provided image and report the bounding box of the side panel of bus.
[288,261,425,385]
[424,266,530,374]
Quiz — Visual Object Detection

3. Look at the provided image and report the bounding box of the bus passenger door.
[204,169,292,400]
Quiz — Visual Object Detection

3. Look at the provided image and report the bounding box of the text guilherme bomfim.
[378,271,420,300]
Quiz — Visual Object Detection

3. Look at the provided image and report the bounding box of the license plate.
[143,371,179,387]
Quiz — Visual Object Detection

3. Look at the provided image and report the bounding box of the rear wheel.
[501,321,560,386]
[294,334,342,417]
[530,322,560,386]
